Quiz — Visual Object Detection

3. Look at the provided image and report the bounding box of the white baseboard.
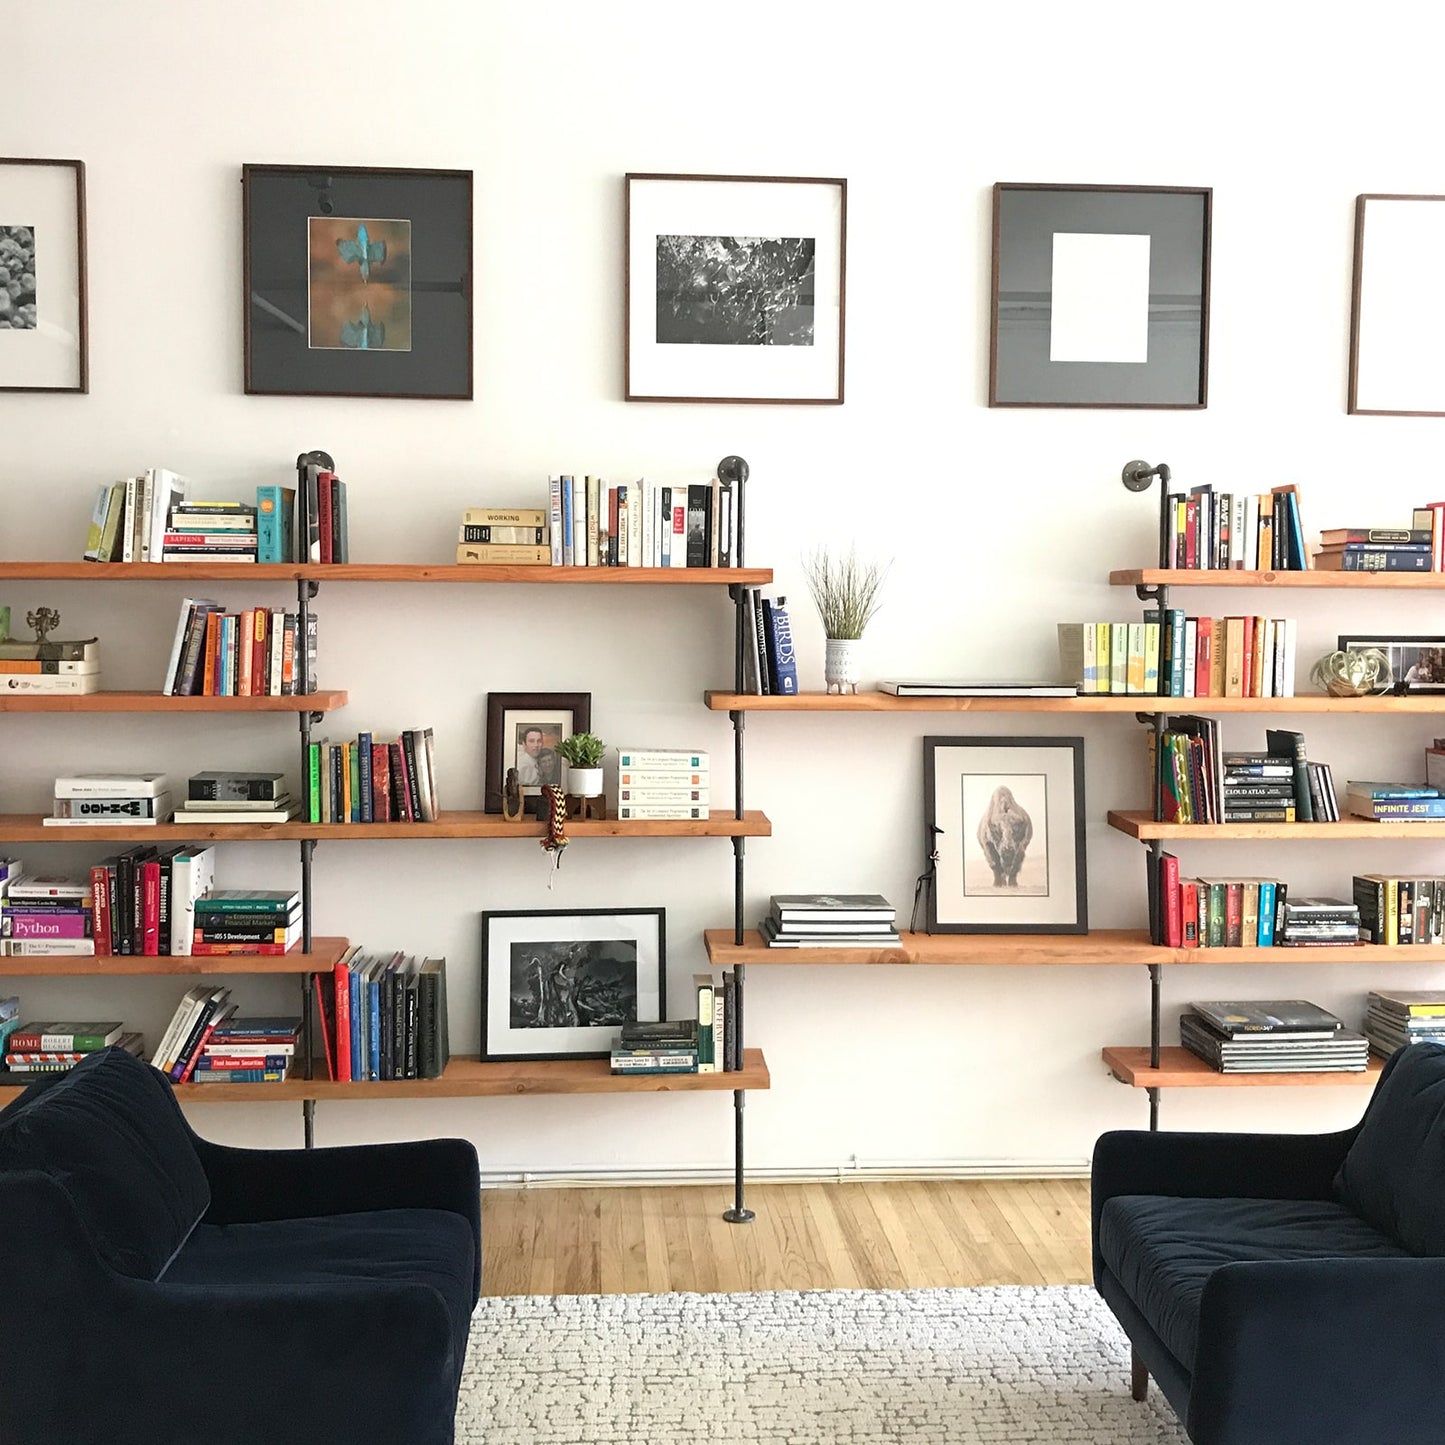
[479,1158,1091,1189]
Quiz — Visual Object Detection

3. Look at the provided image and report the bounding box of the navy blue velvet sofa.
[1093,1041,1445,1445]
[0,1045,481,1445]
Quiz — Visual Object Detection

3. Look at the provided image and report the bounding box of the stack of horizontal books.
[455,506,550,566]
[0,634,100,697]
[1180,1000,1368,1073]
[6,1022,143,1077]
[1345,782,1445,823]
[615,749,708,821]
[190,889,301,956]
[760,894,900,949]
[1277,896,1361,947]
[610,1019,698,1075]
[194,1014,303,1084]
[43,772,172,830]
[1364,990,1445,1057]
[171,771,297,826]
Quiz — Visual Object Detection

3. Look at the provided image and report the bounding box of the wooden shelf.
[0,1048,771,1103]
[705,928,1445,966]
[1110,568,1445,590]
[0,809,770,843]
[1103,1046,1384,1088]
[0,689,348,714]
[704,690,1445,715]
[1110,809,1445,841]
[0,937,349,977]
[0,562,771,586]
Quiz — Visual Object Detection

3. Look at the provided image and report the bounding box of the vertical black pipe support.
[297,576,321,1149]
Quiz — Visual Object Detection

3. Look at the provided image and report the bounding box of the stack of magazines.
[760,894,900,948]
[1180,999,1369,1073]
[1278,896,1361,947]
[1364,990,1445,1058]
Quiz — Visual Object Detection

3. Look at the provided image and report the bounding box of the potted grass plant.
[555,731,606,797]
[801,546,890,694]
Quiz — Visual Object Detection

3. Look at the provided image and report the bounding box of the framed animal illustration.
[922,736,1087,934]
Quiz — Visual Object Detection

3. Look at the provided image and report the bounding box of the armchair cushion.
[1098,1194,1408,1368]
[0,1048,209,1280]
[1335,1039,1445,1255]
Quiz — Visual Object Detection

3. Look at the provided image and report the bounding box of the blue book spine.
[769,599,798,696]
[368,973,381,1080]
[1257,882,1277,946]
[561,474,574,566]
[348,963,363,1082]
[196,1053,289,1070]
[358,733,373,823]
[255,485,284,563]
[1169,608,1186,697]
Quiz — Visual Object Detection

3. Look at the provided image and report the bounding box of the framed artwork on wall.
[1348,193,1445,415]
[989,182,1211,409]
[923,736,1088,934]
[480,907,666,1061]
[242,164,472,399]
[1336,634,1445,693]
[483,691,592,814]
[0,158,87,393]
[625,172,846,404]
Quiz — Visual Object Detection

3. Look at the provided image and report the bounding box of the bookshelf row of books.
[1057,614,1298,698]
[1179,1000,1367,1072]
[610,970,741,1074]
[314,948,449,1082]
[37,770,301,831]
[1163,484,1308,571]
[1152,858,1362,947]
[1365,990,1445,1056]
[0,633,100,696]
[160,598,317,697]
[4,1021,146,1077]
[615,749,710,821]
[307,731,438,824]
[153,992,302,1083]
[738,590,798,697]
[1354,874,1445,945]
[760,893,900,948]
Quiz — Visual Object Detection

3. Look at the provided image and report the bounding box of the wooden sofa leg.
[1131,1348,1149,1402]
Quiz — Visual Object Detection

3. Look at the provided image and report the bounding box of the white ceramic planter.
[824,637,861,694]
[566,766,604,797]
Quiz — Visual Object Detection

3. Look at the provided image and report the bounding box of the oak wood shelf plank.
[0,562,771,586]
[1110,569,1445,590]
[1103,1046,1384,1088]
[0,810,769,843]
[1109,809,1445,841]
[0,937,350,977]
[704,690,1445,715]
[0,689,348,714]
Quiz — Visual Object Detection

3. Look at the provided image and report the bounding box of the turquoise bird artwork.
[335,223,386,283]
[340,307,385,350]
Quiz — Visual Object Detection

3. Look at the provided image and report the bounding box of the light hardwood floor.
[481,1179,1092,1296]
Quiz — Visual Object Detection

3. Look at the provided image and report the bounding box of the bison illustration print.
[960,772,1050,898]
[977,785,1034,887]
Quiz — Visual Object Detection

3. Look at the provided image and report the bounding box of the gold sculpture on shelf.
[1310,647,1393,697]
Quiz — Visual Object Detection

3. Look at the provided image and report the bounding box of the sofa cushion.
[1098,1194,1409,1367]
[1335,1041,1445,1255]
[165,1208,475,1361]
[0,1047,209,1280]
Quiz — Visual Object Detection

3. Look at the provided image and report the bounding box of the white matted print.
[625,173,846,403]
[0,159,86,392]
[925,736,1087,934]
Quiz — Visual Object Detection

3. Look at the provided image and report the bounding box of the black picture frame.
[1336,635,1445,694]
[480,907,666,1061]
[989,182,1211,409]
[923,736,1088,933]
[484,691,592,814]
[242,164,472,399]
[0,157,87,393]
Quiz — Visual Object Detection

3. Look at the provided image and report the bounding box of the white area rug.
[457,1285,1188,1443]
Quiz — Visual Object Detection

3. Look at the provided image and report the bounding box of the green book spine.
[308,744,321,823]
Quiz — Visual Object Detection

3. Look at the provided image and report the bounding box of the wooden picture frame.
[625,172,846,404]
[1348,193,1445,415]
[924,735,1088,934]
[484,691,592,814]
[242,164,472,399]
[989,182,1211,408]
[0,158,87,393]
[480,907,666,1061]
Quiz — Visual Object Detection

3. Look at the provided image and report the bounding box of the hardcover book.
[1188,1000,1343,1036]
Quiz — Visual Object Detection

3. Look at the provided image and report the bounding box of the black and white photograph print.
[1337,634,1445,694]
[654,233,816,346]
[481,909,666,1061]
[626,173,846,403]
[0,159,86,392]
[924,736,1087,934]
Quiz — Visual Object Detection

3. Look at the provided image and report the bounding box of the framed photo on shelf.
[1336,634,1445,693]
[242,164,472,399]
[923,736,1088,934]
[480,908,666,1062]
[989,182,1211,409]
[625,172,846,404]
[1348,193,1445,415]
[0,158,87,393]
[484,691,592,814]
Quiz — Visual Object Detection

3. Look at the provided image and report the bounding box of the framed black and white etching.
[625,173,846,403]
[923,736,1088,934]
[989,183,1210,408]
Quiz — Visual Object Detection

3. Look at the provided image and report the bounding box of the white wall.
[6,0,1445,1178]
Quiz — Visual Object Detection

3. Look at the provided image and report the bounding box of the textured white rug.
[457,1285,1188,1443]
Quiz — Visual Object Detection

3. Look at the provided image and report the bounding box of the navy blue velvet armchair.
[1093,1041,1445,1445]
[0,1046,481,1445]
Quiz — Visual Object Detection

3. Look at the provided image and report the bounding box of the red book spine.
[252,609,268,695]
[189,943,293,956]
[202,612,221,696]
[1161,852,1182,949]
[390,742,414,823]
[1194,617,1212,697]
[333,959,352,1082]
[1181,881,1200,947]
[1184,498,1198,569]
[90,863,112,956]
[313,972,336,1081]
[141,860,161,956]
[177,1013,226,1083]
[371,741,391,822]
[317,473,334,564]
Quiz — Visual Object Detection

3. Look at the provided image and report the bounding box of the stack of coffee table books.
[760,894,901,948]
[1180,999,1369,1073]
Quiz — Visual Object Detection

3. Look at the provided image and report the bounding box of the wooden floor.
[481,1178,1092,1296]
